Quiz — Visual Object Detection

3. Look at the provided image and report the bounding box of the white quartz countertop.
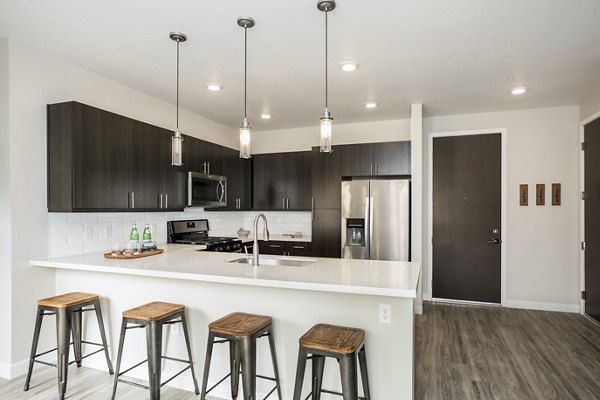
[30,245,420,298]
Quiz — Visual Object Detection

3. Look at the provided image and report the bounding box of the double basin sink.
[229,257,316,267]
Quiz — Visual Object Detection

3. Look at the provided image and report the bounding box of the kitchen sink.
[228,257,317,267]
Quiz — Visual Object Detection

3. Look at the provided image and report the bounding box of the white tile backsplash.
[48,209,312,257]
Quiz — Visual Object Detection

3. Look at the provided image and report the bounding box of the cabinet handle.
[293,246,305,249]
[287,198,290,209]
[270,244,281,248]
[311,198,315,221]
[159,194,163,209]
[165,194,168,209]
[131,192,135,209]
[370,162,373,175]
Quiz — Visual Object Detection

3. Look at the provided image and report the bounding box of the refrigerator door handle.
[369,196,374,259]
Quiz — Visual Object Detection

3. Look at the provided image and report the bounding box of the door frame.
[427,128,508,305]
[580,110,600,317]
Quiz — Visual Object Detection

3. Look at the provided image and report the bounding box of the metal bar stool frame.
[111,310,199,400]
[23,298,114,400]
[293,340,371,400]
[200,323,282,400]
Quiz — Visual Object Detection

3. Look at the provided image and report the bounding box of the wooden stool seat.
[122,301,184,321]
[299,324,365,355]
[209,312,272,336]
[37,292,99,309]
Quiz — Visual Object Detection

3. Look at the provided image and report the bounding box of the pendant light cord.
[176,39,180,131]
[244,27,248,121]
[325,10,328,111]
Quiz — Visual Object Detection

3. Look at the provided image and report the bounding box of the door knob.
[487,238,502,244]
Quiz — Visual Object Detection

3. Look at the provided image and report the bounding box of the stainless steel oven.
[187,172,227,208]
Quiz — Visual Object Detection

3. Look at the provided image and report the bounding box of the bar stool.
[23,292,113,400]
[111,301,199,400]
[292,324,371,400]
[200,312,282,400]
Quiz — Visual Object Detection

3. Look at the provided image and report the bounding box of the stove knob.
[216,247,222,252]
[226,245,231,251]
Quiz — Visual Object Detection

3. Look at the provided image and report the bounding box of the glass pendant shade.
[320,112,333,153]
[171,129,183,166]
[239,121,252,159]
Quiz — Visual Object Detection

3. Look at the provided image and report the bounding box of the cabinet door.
[285,241,312,257]
[159,128,186,211]
[253,154,286,210]
[341,143,374,177]
[203,140,224,176]
[131,121,163,209]
[286,151,313,210]
[259,240,285,255]
[373,141,411,176]
[311,209,341,258]
[73,105,132,210]
[311,146,342,209]
[217,147,253,211]
[183,136,204,173]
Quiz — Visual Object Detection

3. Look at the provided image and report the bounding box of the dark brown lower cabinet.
[311,209,341,258]
[258,240,312,256]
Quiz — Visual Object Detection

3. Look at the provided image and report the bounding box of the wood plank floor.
[416,302,600,400]
[0,367,222,399]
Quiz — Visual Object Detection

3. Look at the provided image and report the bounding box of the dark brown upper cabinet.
[341,141,411,177]
[253,151,312,211]
[48,101,185,212]
[183,135,223,176]
[311,146,342,210]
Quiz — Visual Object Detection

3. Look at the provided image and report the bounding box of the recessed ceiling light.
[511,87,527,95]
[207,84,222,92]
[259,113,272,119]
[340,62,359,72]
[364,102,378,109]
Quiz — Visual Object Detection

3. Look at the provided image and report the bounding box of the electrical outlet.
[379,304,392,324]
[105,226,113,240]
[85,226,94,240]
[171,323,181,335]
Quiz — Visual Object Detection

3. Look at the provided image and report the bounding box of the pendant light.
[318,0,335,153]
[238,17,255,159]
[170,32,187,166]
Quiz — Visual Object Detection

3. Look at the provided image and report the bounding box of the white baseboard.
[0,358,32,380]
[503,300,580,313]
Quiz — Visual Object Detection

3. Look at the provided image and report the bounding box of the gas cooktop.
[167,219,242,252]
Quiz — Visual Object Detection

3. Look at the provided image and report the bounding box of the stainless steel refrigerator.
[341,179,410,261]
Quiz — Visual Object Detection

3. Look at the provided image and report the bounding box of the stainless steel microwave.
[187,171,227,207]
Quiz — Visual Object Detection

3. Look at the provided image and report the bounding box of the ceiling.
[1,0,599,131]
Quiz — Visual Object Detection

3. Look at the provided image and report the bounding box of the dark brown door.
[585,117,600,323]
[433,134,501,303]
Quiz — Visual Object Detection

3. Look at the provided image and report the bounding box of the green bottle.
[129,222,140,245]
[142,224,152,244]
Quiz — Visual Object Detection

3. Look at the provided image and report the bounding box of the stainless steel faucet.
[252,213,270,266]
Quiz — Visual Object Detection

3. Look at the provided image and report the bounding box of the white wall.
[423,106,581,312]
[0,39,12,371]
[410,105,424,315]
[581,93,600,122]
[252,118,411,153]
[2,39,241,378]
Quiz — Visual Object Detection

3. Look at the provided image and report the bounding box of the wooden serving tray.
[104,249,164,259]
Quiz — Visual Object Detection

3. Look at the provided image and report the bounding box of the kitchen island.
[30,245,420,399]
